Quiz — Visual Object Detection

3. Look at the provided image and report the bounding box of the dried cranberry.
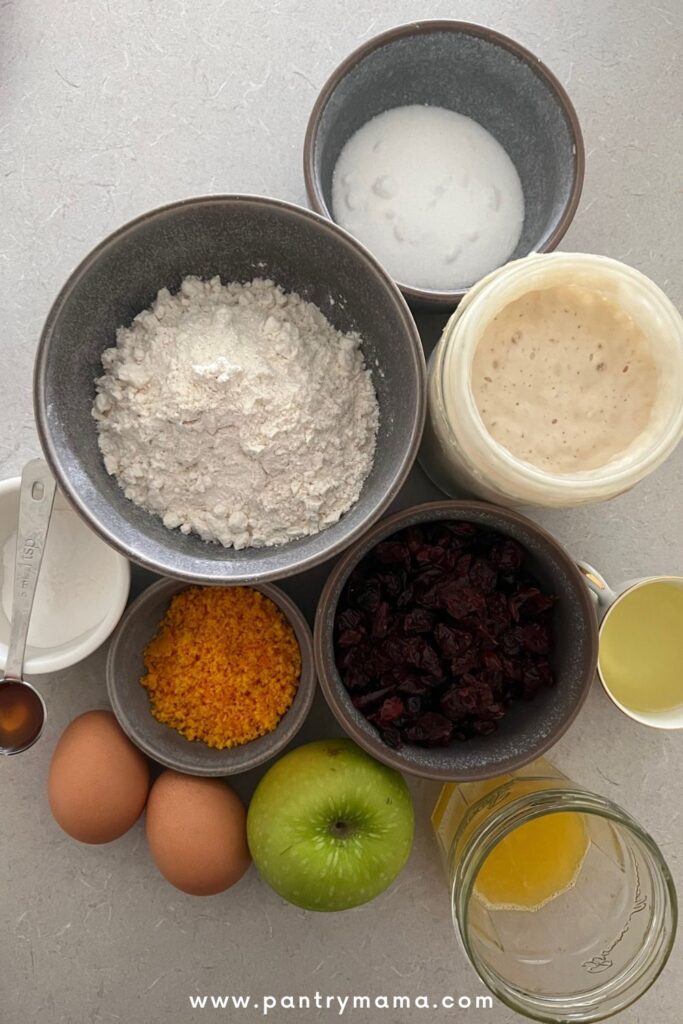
[415,544,446,565]
[490,538,524,572]
[419,644,444,679]
[371,601,391,639]
[365,649,394,678]
[336,609,364,632]
[337,626,366,648]
[379,571,404,598]
[450,648,482,676]
[500,654,523,683]
[396,676,430,697]
[482,650,504,685]
[337,647,371,689]
[402,637,426,668]
[377,696,404,725]
[487,591,511,624]
[439,686,469,721]
[352,686,395,710]
[341,665,370,690]
[454,553,473,578]
[375,541,411,569]
[432,523,462,548]
[455,679,481,711]
[405,712,453,746]
[445,587,487,621]
[403,609,435,634]
[470,558,497,593]
[420,674,446,689]
[355,579,381,613]
[519,622,551,655]
[473,719,498,736]
[414,570,446,609]
[524,590,557,616]
[500,629,523,657]
[405,695,422,716]
[396,583,415,609]
[434,623,472,658]
[522,659,554,698]
[403,525,426,554]
[335,520,556,751]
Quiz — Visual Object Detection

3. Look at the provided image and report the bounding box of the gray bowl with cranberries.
[314,500,598,781]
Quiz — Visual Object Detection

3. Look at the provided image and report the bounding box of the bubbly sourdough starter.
[472,285,659,473]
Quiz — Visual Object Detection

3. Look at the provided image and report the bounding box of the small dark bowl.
[107,578,316,776]
[304,21,584,309]
[314,501,598,781]
[34,195,425,584]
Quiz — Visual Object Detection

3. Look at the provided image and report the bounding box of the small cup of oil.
[579,562,683,728]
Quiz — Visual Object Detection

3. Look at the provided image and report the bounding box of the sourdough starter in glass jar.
[420,253,683,507]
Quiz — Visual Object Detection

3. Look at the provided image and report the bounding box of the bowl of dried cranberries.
[314,501,598,780]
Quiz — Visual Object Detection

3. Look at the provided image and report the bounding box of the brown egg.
[146,771,250,896]
[48,710,150,844]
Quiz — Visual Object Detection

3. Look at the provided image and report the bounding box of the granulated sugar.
[332,105,525,290]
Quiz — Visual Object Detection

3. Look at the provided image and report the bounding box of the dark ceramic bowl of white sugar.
[34,195,425,584]
[304,21,584,310]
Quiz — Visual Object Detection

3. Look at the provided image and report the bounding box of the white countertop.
[2,2,682,1022]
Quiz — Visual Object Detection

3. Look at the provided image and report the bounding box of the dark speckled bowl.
[314,501,598,781]
[34,195,425,584]
[107,577,316,776]
[304,21,584,309]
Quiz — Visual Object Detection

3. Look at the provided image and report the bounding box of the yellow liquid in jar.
[474,811,588,911]
[432,763,589,913]
[599,581,683,714]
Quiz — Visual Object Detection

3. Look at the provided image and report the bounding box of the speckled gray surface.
[2,2,682,1023]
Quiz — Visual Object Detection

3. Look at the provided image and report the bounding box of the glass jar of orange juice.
[432,759,677,1022]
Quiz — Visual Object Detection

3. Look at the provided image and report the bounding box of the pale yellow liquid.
[432,770,589,913]
[472,284,659,473]
[474,812,588,911]
[599,580,683,714]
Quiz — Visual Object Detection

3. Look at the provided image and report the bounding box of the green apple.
[247,738,414,912]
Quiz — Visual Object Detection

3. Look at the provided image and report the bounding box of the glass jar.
[432,759,677,1022]
[420,253,683,508]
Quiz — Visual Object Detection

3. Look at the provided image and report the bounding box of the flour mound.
[93,277,379,549]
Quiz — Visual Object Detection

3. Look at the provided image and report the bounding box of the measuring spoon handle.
[4,459,57,681]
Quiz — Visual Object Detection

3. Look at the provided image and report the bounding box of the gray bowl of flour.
[34,195,425,584]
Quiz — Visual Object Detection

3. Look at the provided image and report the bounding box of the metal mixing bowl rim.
[33,193,426,584]
[314,499,599,781]
[303,19,586,307]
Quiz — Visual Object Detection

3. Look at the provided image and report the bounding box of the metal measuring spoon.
[0,459,56,755]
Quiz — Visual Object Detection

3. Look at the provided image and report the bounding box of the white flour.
[332,105,525,290]
[93,277,379,549]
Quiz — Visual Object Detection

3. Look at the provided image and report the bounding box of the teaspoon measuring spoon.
[0,458,56,755]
